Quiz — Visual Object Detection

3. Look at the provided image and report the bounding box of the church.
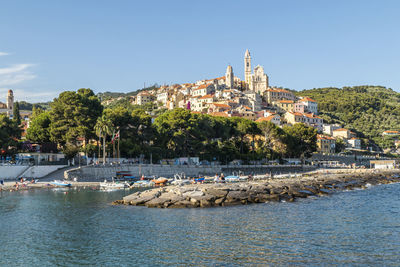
[221,49,269,94]
[0,89,14,118]
[244,49,269,95]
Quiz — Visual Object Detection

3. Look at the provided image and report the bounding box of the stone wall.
[0,165,67,180]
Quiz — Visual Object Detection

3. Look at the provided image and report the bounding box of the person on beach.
[220,173,225,181]
[214,173,219,182]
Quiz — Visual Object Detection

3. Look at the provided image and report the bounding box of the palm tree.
[94,116,114,165]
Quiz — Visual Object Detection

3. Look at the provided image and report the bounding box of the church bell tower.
[7,89,13,117]
[225,65,234,89]
[244,49,252,89]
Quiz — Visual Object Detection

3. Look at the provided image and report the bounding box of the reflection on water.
[0,184,399,266]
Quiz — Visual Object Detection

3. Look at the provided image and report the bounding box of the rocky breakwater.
[113,170,400,208]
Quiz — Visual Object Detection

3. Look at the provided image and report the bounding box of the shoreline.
[0,181,100,192]
[113,169,400,208]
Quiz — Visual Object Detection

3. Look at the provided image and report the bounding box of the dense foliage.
[0,114,21,156]
[297,85,400,148]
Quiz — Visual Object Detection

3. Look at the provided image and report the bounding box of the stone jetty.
[113,169,400,208]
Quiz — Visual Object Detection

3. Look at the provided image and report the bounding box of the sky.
[1,0,400,102]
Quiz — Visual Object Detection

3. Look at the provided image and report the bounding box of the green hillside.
[296,85,400,148]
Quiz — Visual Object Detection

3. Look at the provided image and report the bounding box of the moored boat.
[151,177,168,186]
[50,180,72,187]
[130,180,155,188]
[100,180,129,190]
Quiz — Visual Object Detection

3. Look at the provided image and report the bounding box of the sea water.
[0,183,399,266]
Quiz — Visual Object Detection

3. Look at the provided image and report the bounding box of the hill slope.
[296,85,400,148]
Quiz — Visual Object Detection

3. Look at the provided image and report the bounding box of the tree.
[26,111,51,143]
[257,121,287,159]
[283,123,317,159]
[13,102,21,125]
[49,89,103,155]
[335,138,347,153]
[94,115,114,164]
[0,114,21,156]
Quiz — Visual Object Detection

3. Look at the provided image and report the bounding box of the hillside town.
[1,50,400,162]
[110,50,372,155]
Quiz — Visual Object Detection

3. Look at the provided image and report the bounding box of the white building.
[299,97,318,114]
[348,138,362,149]
[244,49,269,95]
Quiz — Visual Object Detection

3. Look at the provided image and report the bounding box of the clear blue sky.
[1,0,400,102]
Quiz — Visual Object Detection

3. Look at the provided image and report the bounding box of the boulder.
[291,190,313,198]
[200,199,212,208]
[123,192,141,202]
[183,190,204,200]
[226,190,249,201]
[129,190,162,205]
[145,197,169,208]
[214,197,225,205]
[204,188,228,198]
[265,194,280,202]
[169,200,196,208]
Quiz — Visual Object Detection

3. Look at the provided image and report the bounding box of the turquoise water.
[0,184,399,266]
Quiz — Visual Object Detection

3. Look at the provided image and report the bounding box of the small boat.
[100,180,129,190]
[170,173,191,186]
[50,180,72,187]
[193,177,205,183]
[130,180,155,188]
[225,175,248,183]
[224,175,240,183]
[151,177,168,186]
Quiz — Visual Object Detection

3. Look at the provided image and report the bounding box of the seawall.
[65,164,317,181]
[0,165,68,180]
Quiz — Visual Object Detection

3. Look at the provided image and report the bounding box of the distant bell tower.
[225,65,234,89]
[244,49,252,89]
[7,89,13,117]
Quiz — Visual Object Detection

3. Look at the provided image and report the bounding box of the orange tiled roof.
[301,97,316,102]
[200,94,214,99]
[256,115,278,122]
[211,103,231,108]
[304,113,321,119]
[317,134,335,140]
[333,128,349,132]
[194,84,210,90]
[267,88,291,93]
[279,100,294,104]
[383,130,400,134]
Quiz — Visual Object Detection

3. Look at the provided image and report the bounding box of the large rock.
[204,188,228,198]
[169,200,196,208]
[214,197,225,205]
[145,197,169,208]
[248,185,269,195]
[123,192,141,202]
[183,190,204,199]
[128,189,162,205]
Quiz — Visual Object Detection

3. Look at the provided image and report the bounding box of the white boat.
[50,180,72,187]
[225,175,248,183]
[170,173,191,186]
[130,180,155,188]
[100,180,129,190]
